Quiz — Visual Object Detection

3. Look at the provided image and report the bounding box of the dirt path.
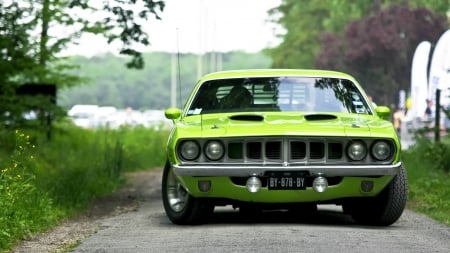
[11,169,162,253]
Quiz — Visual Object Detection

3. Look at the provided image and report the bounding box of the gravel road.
[13,168,450,253]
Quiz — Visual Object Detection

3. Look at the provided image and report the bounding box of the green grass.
[0,123,169,251]
[402,137,450,226]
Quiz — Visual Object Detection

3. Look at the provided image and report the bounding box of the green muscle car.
[162,69,407,226]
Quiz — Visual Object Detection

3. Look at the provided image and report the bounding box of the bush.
[406,137,450,172]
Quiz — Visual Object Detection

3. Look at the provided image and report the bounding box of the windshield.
[186,77,372,115]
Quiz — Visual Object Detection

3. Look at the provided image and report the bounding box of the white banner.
[428,29,450,107]
[410,41,431,119]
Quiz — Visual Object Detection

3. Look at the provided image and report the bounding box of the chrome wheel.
[166,167,188,212]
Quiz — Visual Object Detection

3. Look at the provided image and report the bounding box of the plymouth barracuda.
[162,69,407,226]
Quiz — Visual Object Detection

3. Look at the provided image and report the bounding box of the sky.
[66,0,283,56]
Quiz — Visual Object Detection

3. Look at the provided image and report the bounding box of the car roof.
[198,69,356,82]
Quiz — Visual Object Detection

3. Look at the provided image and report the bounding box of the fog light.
[198,180,211,192]
[246,176,262,193]
[313,176,328,193]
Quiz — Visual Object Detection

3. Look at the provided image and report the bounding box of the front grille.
[328,143,343,159]
[310,142,325,159]
[227,138,345,163]
[290,141,306,159]
[247,142,262,159]
[265,141,281,159]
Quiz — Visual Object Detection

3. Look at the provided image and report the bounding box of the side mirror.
[165,108,181,120]
[375,106,391,119]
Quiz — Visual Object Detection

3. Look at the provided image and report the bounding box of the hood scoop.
[229,114,264,121]
[304,114,337,121]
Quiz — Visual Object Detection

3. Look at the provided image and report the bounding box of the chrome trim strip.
[173,162,402,177]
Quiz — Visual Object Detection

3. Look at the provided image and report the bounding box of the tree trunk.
[39,0,50,67]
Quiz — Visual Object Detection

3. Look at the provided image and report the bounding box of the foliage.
[403,137,450,226]
[0,130,60,250]
[33,125,124,208]
[68,0,165,69]
[0,2,81,88]
[0,2,37,88]
[266,0,374,68]
[58,51,272,109]
[316,5,447,106]
[0,124,169,251]
[117,125,169,171]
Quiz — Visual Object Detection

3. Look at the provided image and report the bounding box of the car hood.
[176,112,396,139]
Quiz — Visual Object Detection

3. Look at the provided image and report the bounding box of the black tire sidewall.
[344,165,408,226]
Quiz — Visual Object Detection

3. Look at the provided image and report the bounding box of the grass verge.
[0,123,169,251]
[402,137,450,226]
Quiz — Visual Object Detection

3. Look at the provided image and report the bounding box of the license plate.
[267,172,307,190]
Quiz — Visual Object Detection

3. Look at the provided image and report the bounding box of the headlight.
[347,141,367,161]
[179,140,200,161]
[204,140,225,160]
[372,141,391,161]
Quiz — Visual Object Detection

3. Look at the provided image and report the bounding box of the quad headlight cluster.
[178,140,225,161]
[347,140,392,161]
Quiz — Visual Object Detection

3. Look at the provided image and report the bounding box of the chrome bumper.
[173,162,402,177]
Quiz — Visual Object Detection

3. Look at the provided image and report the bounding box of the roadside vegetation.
[403,137,450,226]
[0,122,169,251]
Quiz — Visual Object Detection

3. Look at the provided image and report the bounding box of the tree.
[265,0,373,68]
[36,0,165,70]
[316,4,447,106]
[267,0,449,69]
[0,0,164,128]
[0,2,37,89]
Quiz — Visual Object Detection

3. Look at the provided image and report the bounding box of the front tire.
[343,165,408,226]
[161,161,214,225]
